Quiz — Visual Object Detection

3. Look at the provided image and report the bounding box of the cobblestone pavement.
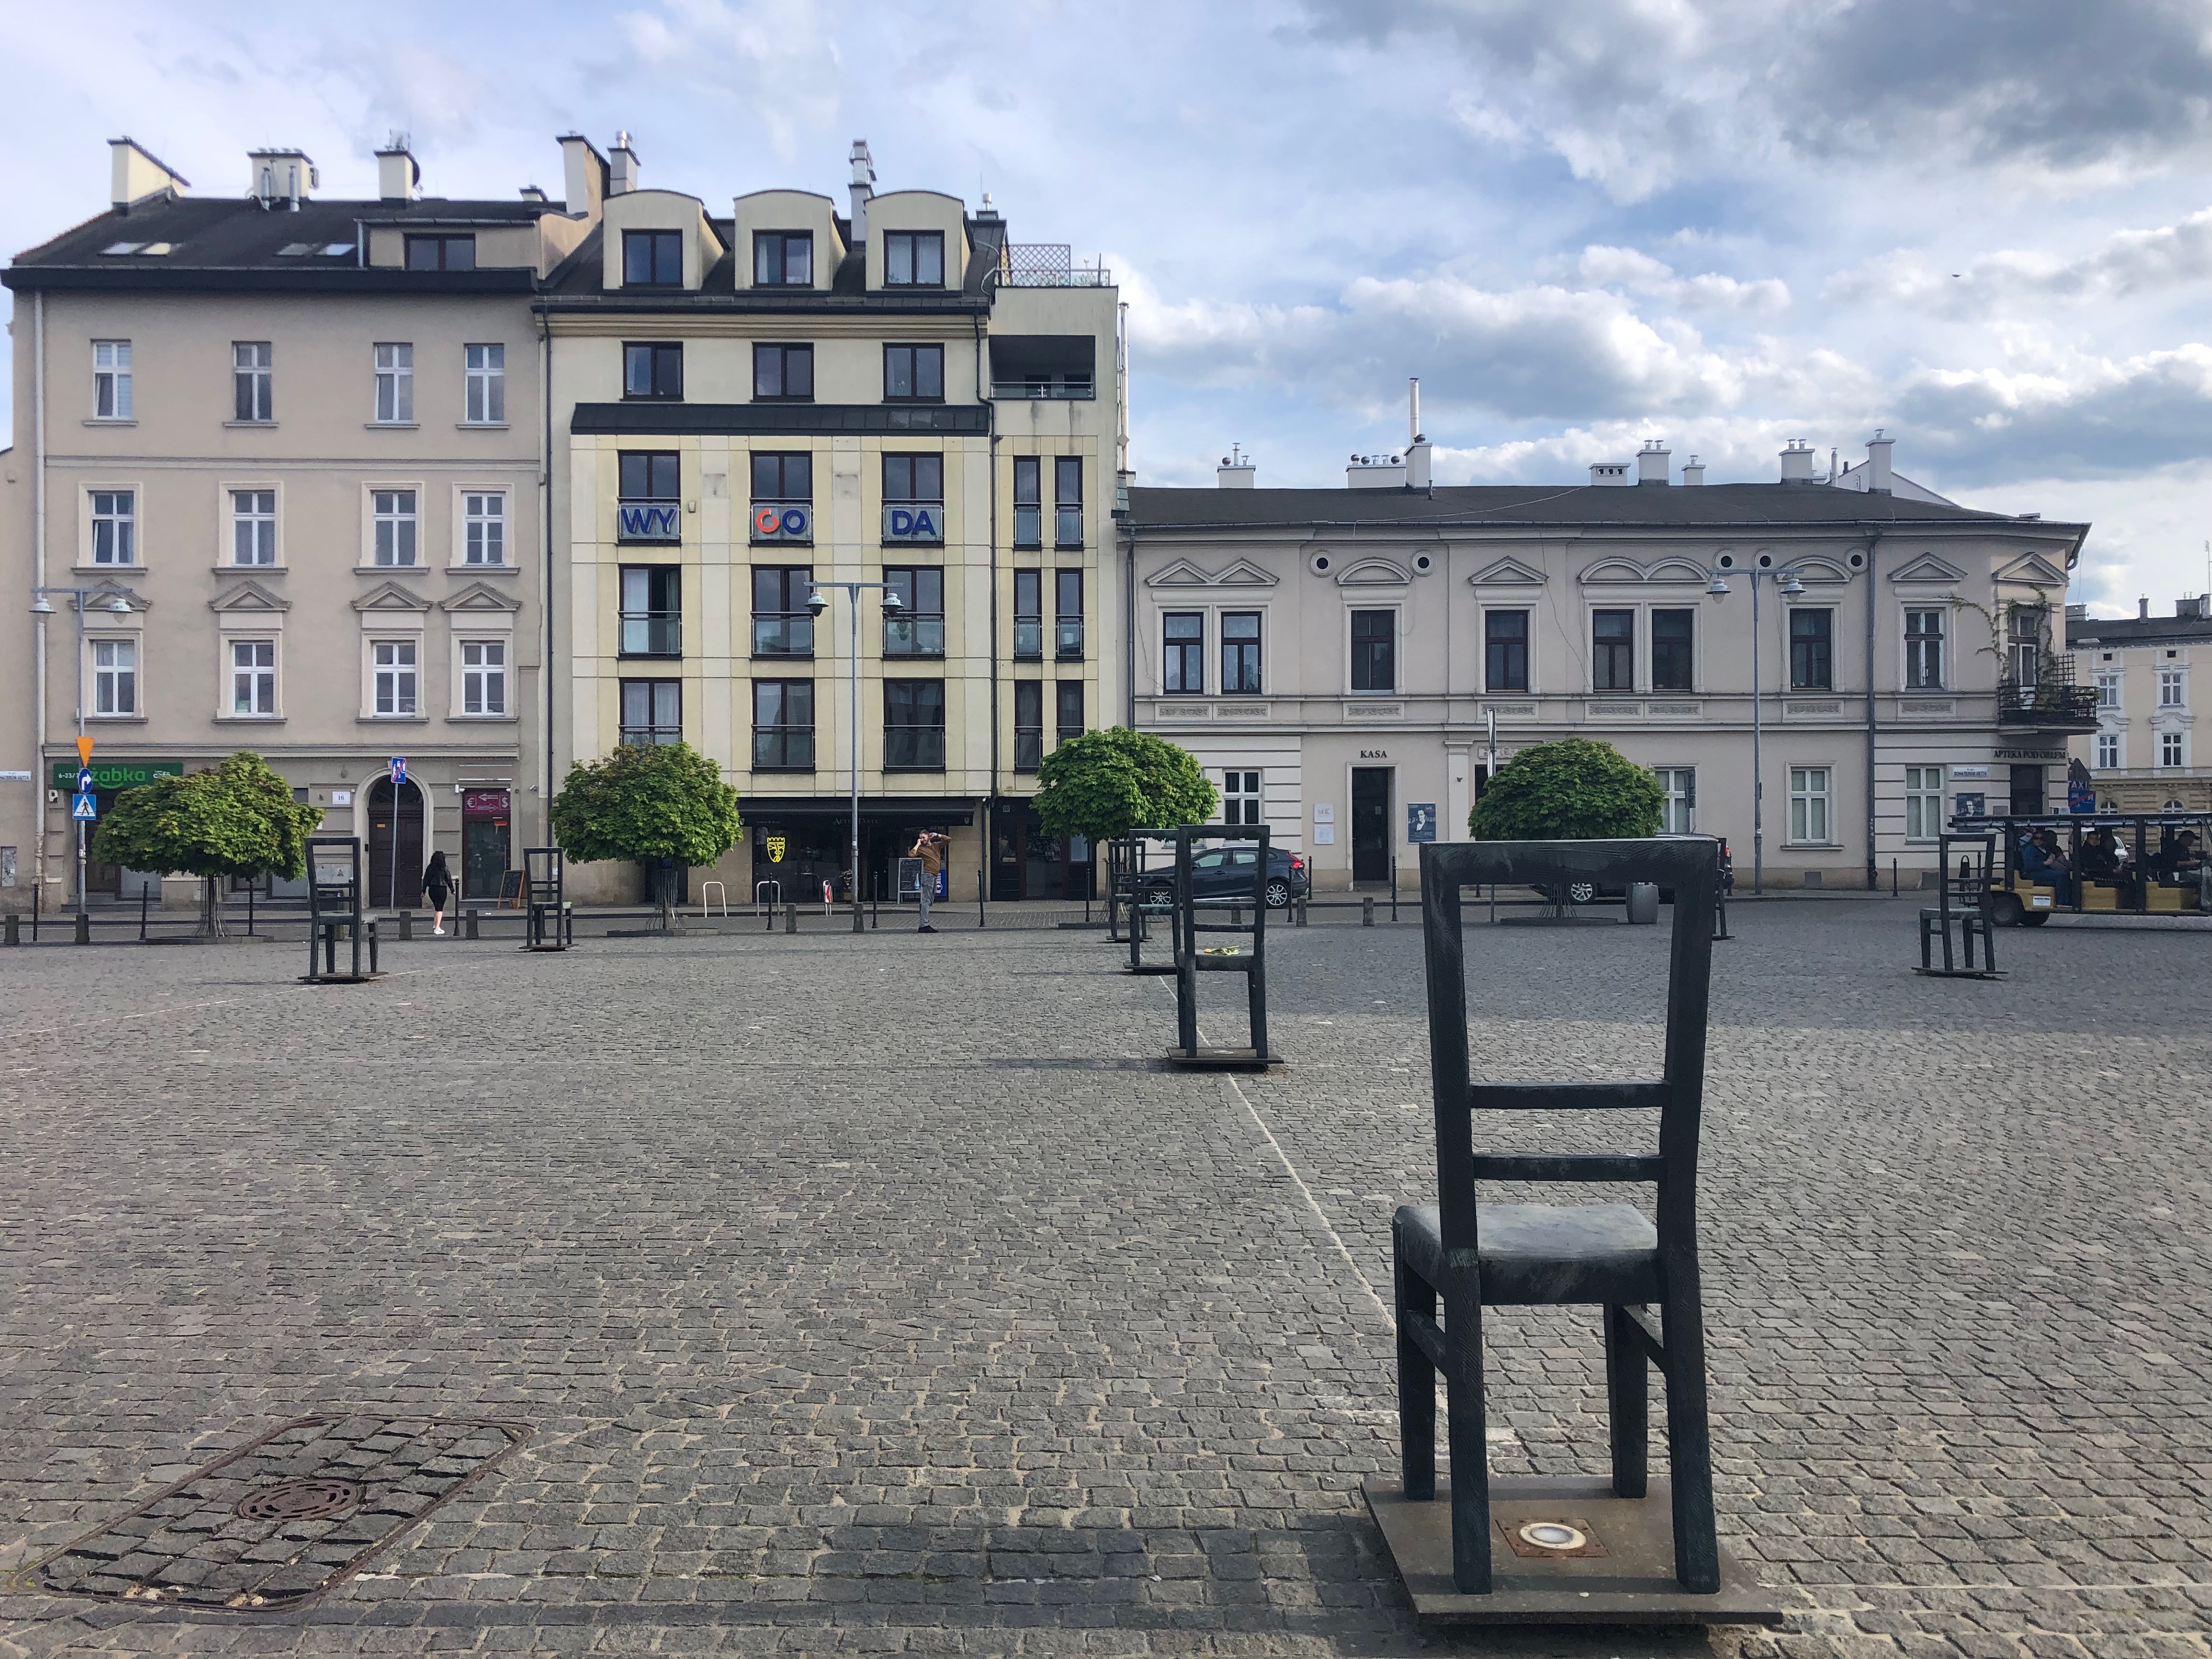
[2,903,2207,1657]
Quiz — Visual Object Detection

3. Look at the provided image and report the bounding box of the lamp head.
[806,586,828,618]
[1705,575,1730,597]
[106,596,133,613]
[1779,571,1805,596]
[881,589,904,613]
[29,596,55,614]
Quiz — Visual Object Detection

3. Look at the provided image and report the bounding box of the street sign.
[72,792,98,821]
[76,767,96,794]
[76,735,95,766]
[390,756,407,784]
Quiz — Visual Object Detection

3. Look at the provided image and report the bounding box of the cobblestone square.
[2,903,2207,1657]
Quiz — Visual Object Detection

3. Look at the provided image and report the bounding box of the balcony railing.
[620,723,682,746]
[1013,618,1042,660]
[619,611,681,657]
[1056,618,1084,661]
[884,614,946,657]
[752,727,815,770]
[995,244,1112,287]
[1997,679,2099,729]
[1014,729,1042,771]
[1013,505,1042,549]
[1054,507,1083,549]
[990,374,1095,400]
[752,616,815,657]
[884,727,946,770]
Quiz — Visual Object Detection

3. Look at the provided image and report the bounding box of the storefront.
[989,799,1094,901]
[744,797,978,905]
[461,790,512,901]
[52,758,182,898]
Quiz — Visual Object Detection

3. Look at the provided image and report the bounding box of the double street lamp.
[1702,560,1805,896]
[806,581,904,932]
[30,584,137,914]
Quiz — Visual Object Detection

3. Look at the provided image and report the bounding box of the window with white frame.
[231,490,276,565]
[2158,668,2184,707]
[89,490,135,565]
[460,639,507,715]
[93,637,137,715]
[233,341,272,422]
[2160,730,2184,768]
[1904,765,1944,839]
[93,341,132,419]
[1654,767,1695,834]
[1222,769,1263,827]
[372,489,418,566]
[464,343,505,424]
[373,343,414,424]
[2096,732,2121,770]
[230,639,276,715]
[1904,608,1945,689]
[371,639,418,715]
[1789,766,1831,843]
[2096,672,2121,708]
[462,491,506,565]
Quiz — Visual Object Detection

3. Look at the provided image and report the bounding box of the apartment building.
[2,136,597,910]
[2069,596,2212,812]
[1125,428,2094,891]
[541,139,1121,905]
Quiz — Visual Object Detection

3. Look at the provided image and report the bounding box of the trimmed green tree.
[1470,738,1664,841]
[91,751,323,937]
[1034,726,1218,844]
[548,741,742,931]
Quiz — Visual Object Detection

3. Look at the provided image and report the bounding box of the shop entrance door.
[1351,768,1392,884]
[2009,763,2046,817]
[461,791,511,901]
[367,776,425,908]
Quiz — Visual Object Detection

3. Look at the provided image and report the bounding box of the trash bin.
[1626,882,1660,925]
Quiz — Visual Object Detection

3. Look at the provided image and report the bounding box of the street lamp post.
[807,582,904,933]
[30,585,137,915]
[1703,562,1804,896]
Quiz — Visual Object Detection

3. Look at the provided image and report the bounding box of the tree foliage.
[1034,727,1218,843]
[549,742,743,870]
[1469,738,1664,841]
[93,752,322,881]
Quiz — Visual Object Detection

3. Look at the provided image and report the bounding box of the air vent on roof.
[101,241,143,256]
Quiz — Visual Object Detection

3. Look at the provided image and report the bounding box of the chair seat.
[1395,1201,1662,1306]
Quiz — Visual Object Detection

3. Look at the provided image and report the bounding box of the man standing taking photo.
[910,828,949,933]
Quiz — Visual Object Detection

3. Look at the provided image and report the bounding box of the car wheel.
[1991,892,2025,927]
[1263,878,1291,909]
[1566,880,1598,905]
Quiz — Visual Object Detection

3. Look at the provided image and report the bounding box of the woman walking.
[422,849,455,936]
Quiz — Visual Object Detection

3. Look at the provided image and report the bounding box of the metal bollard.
[465,909,479,940]
[1361,895,1375,928]
[1294,898,1307,928]
[785,901,798,935]
[368,918,380,973]
[75,910,92,945]
[4,913,17,946]
[140,886,150,941]
[398,910,414,942]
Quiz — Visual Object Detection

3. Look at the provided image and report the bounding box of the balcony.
[1013,618,1042,660]
[884,613,946,658]
[989,373,1094,400]
[752,616,815,658]
[1055,618,1084,661]
[1997,678,2099,731]
[995,245,1112,287]
[619,611,681,658]
[617,498,680,544]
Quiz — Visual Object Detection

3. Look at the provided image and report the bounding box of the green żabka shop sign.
[49,760,185,791]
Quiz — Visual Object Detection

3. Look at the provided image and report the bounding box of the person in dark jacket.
[422,850,454,935]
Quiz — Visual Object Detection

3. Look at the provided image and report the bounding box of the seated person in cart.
[2075,827,2123,881]
[2017,828,2074,904]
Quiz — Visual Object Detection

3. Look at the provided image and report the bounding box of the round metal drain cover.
[233,1478,361,1523]
[1517,1521,1588,1551]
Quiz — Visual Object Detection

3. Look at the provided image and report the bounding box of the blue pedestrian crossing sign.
[72,792,98,821]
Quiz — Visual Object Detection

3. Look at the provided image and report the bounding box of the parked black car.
[1553,834,1734,904]
[1135,845,1311,909]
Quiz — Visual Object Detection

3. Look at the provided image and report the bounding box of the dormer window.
[884,230,944,287]
[623,229,682,287]
[405,235,475,272]
[754,231,812,287]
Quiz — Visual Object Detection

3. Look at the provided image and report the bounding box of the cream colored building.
[2069,597,2212,812]
[541,140,1122,904]
[3,136,599,911]
[1126,433,2094,892]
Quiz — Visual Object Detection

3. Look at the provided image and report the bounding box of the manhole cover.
[36,1415,529,1610]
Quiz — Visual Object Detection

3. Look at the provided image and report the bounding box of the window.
[883,566,944,656]
[1655,768,1695,834]
[373,343,413,423]
[464,343,505,424]
[230,490,276,566]
[371,640,417,716]
[1223,612,1263,694]
[1013,569,1042,659]
[1485,610,1528,692]
[405,234,475,271]
[1592,609,1634,691]
[233,342,272,422]
[1014,681,1043,771]
[1164,613,1204,693]
[371,489,418,566]
[93,638,137,715]
[622,450,681,499]
[2161,730,2185,768]
[1013,457,1042,549]
[752,680,814,769]
[624,229,682,286]
[462,491,506,566]
[2008,606,2044,684]
[2096,672,2121,709]
[1788,766,1831,843]
[1056,569,1084,660]
[1054,457,1083,548]
[1790,608,1833,690]
[90,490,136,565]
[884,343,945,402]
[1904,765,1944,840]
[459,640,506,716]
[93,341,132,419]
[883,454,944,502]
[750,451,811,501]
[623,342,682,400]
[1906,608,1946,690]
[2096,733,2121,770]
[229,639,276,716]
[884,230,945,286]
[1223,770,1263,827]
[1651,608,1694,690]
[753,343,813,401]
[885,679,946,769]
[620,679,681,745]
[620,566,682,657]
[2159,668,2185,707]
[1056,681,1084,743]
[753,231,811,287]
[1351,610,1395,692]
[752,566,814,656]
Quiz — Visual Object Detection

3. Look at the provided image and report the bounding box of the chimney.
[1780,440,1815,483]
[520,185,547,204]
[2140,597,2151,620]
[1406,378,1431,489]
[2179,595,2208,622]
[849,139,876,247]
[1589,462,1631,486]
[248,148,318,211]
[1638,438,1670,486]
[1217,444,1256,488]
[2066,603,2088,622]
[558,133,607,217]
[375,133,419,203]
[1680,455,1705,486]
[109,138,188,213]
[608,131,640,196]
[1865,429,1894,495]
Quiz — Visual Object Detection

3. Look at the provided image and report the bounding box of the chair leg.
[1442,1289,1493,1594]
[1657,1296,1720,1593]
[1395,1253,1436,1502]
[1602,1305,1648,1498]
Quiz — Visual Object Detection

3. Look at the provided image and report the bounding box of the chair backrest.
[1416,838,1719,1263]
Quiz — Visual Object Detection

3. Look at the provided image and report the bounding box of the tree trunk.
[658,864,679,934]
[201,875,227,939]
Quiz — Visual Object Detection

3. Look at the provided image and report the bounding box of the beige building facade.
[2068,597,2212,812]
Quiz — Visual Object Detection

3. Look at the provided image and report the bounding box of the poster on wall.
[1406,802,1437,844]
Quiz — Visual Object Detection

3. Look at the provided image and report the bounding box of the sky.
[7,0,2212,616]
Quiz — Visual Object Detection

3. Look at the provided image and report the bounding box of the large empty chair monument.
[1366,836,1778,1625]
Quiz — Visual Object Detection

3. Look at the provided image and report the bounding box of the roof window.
[138,242,176,256]
[277,242,314,256]
[101,241,143,256]
[323,242,354,257]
